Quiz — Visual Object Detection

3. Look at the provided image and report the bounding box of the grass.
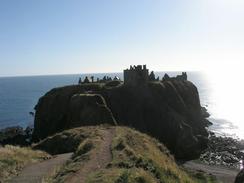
[44,126,108,183]
[0,126,218,182]
[0,145,50,182]
[33,127,97,155]
[37,126,219,183]
[86,126,196,183]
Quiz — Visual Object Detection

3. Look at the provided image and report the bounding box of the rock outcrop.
[33,80,209,159]
[33,92,116,140]
[200,134,244,169]
[0,126,32,146]
[68,94,116,127]
[101,81,208,159]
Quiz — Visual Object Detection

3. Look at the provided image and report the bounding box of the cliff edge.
[32,78,209,159]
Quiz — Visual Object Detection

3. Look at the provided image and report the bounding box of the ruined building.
[123,65,149,85]
[162,72,187,82]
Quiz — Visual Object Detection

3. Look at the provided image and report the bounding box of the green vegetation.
[86,127,194,183]
[33,126,101,155]
[0,145,50,182]
[44,126,218,183]
[44,126,108,183]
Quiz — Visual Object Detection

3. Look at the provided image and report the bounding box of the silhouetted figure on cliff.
[83,76,90,83]
[91,76,94,83]
[149,71,156,81]
[78,77,82,84]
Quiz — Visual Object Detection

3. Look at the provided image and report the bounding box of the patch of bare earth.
[8,153,72,183]
[68,127,115,183]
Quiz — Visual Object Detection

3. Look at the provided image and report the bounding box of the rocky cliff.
[33,80,209,159]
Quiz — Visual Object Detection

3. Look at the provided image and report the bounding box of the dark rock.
[67,94,117,127]
[105,80,122,87]
[162,72,187,81]
[235,169,244,183]
[33,128,87,155]
[200,133,244,168]
[33,93,116,141]
[202,118,213,126]
[33,80,208,159]
[201,107,210,118]
[174,121,200,159]
[0,126,32,146]
[176,72,187,81]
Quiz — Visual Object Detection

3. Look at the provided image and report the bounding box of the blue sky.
[0,0,244,76]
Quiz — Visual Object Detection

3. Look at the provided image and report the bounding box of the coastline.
[0,69,243,182]
[0,72,243,140]
[1,92,244,171]
[199,132,244,169]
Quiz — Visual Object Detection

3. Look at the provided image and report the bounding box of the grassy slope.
[87,127,195,183]
[0,145,50,182]
[110,127,218,183]
[42,126,217,183]
[46,126,109,182]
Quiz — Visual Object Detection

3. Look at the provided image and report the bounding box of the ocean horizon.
[0,71,243,140]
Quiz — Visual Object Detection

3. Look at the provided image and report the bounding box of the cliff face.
[33,90,116,140]
[33,80,209,159]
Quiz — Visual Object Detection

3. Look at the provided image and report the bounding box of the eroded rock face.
[101,81,208,159]
[33,91,116,141]
[68,94,116,127]
[33,81,209,159]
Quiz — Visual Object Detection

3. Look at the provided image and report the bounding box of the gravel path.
[69,127,115,183]
[8,153,72,183]
[183,161,239,183]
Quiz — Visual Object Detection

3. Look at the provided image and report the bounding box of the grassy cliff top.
[34,126,216,183]
[0,145,50,182]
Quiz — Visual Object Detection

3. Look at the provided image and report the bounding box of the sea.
[0,72,243,139]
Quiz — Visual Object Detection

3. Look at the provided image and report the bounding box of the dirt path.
[69,127,115,183]
[8,153,72,183]
[182,161,239,183]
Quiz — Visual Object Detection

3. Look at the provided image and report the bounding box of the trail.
[69,127,115,183]
[8,153,72,183]
[183,161,239,183]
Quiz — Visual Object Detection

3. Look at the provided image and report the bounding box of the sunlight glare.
[204,63,244,138]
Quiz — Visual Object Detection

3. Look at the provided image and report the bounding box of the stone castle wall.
[123,65,149,85]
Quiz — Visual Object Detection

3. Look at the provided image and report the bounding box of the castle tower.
[123,65,149,85]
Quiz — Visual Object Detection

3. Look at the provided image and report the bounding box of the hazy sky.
[0,0,244,76]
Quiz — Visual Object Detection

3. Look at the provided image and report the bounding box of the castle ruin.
[124,65,187,86]
[79,65,187,86]
[123,65,149,85]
